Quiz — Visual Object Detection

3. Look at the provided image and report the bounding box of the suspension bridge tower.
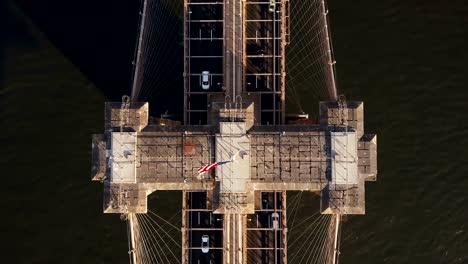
[90,0,377,263]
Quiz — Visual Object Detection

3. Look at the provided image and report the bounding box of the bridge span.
[90,0,377,263]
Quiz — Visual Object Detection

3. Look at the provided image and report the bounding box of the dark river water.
[3,0,468,263]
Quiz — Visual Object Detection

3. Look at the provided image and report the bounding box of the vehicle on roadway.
[202,71,210,90]
[272,212,279,229]
[269,0,275,12]
[201,235,209,253]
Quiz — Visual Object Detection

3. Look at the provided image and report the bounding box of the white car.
[202,71,210,90]
[268,0,275,12]
[201,235,209,253]
[271,212,279,230]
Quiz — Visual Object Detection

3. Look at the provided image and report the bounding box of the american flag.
[197,161,230,175]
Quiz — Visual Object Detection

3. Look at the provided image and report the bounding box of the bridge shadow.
[12,0,185,119]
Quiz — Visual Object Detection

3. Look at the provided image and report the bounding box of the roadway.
[185,191,285,264]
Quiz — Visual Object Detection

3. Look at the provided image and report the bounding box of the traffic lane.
[190,230,223,248]
[248,211,283,229]
[189,230,223,264]
[189,74,223,92]
[189,248,222,264]
[189,211,223,228]
[188,192,207,209]
[189,39,223,56]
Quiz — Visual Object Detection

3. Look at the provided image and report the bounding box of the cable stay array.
[286,0,338,113]
[131,0,184,105]
[129,210,182,264]
[287,192,342,264]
